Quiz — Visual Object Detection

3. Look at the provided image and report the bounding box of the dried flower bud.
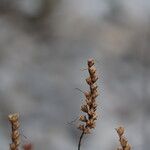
[116,127,124,136]
[86,77,92,85]
[85,99,92,106]
[8,113,19,122]
[79,115,87,122]
[86,120,95,129]
[84,128,91,134]
[92,114,97,120]
[84,91,91,99]
[116,126,131,150]
[89,66,96,74]
[91,75,98,83]
[10,143,16,150]
[91,84,98,91]
[124,144,131,150]
[78,125,85,131]
[88,59,94,67]
[81,105,89,113]
[92,91,99,99]
[120,137,128,147]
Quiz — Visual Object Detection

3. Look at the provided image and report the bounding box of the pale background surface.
[0,0,150,150]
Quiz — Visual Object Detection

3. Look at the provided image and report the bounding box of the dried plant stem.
[78,131,84,150]
[8,113,20,150]
[78,58,99,150]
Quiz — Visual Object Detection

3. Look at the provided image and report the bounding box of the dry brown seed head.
[84,91,91,99]
[8,113,19,122]
[78,58,98,147]
[78,124,85,131]
[124,144,131,150]
[116,127,124,136]
[81,105,89,113]
[85,99,92,106]
[87,109,95,117]
[10,143,16,150]
[92,114,97,120]
[88,59,95,67]
[9,113,20,150]
[84,128,91,134]
[116,127,131,150]
[12,122,20,130]
[89,66,96,74]
[92,91,99,99]
[91,75,98,83]
[120,136,128,147]
[86,77,92,85]
[93,103,97,109]
[86,120,95,128]
[79,115,87,122]
[91,84,98,91]
[12,131,19,140]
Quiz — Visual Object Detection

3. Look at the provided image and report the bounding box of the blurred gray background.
[0,0,150,150]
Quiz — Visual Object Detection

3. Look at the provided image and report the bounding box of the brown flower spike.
[8,113,20,150]
[116,126,131,150]
[78,59,99,150]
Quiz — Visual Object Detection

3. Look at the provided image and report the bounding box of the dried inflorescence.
[116,126,131,150]
[8,113,20,150]
[78,58,98,134]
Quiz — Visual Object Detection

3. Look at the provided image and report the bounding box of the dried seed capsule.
[116,127,124,137]
[78,125,85,131]
[88,59,94,67]
[120,137,128,147]
[79,115,87,122]
[89,66,96,74]
[86,77,92,85]
[84,91,91,99]
[81,105,89,113]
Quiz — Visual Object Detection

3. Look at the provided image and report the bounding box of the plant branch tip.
[78,59,99,150]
